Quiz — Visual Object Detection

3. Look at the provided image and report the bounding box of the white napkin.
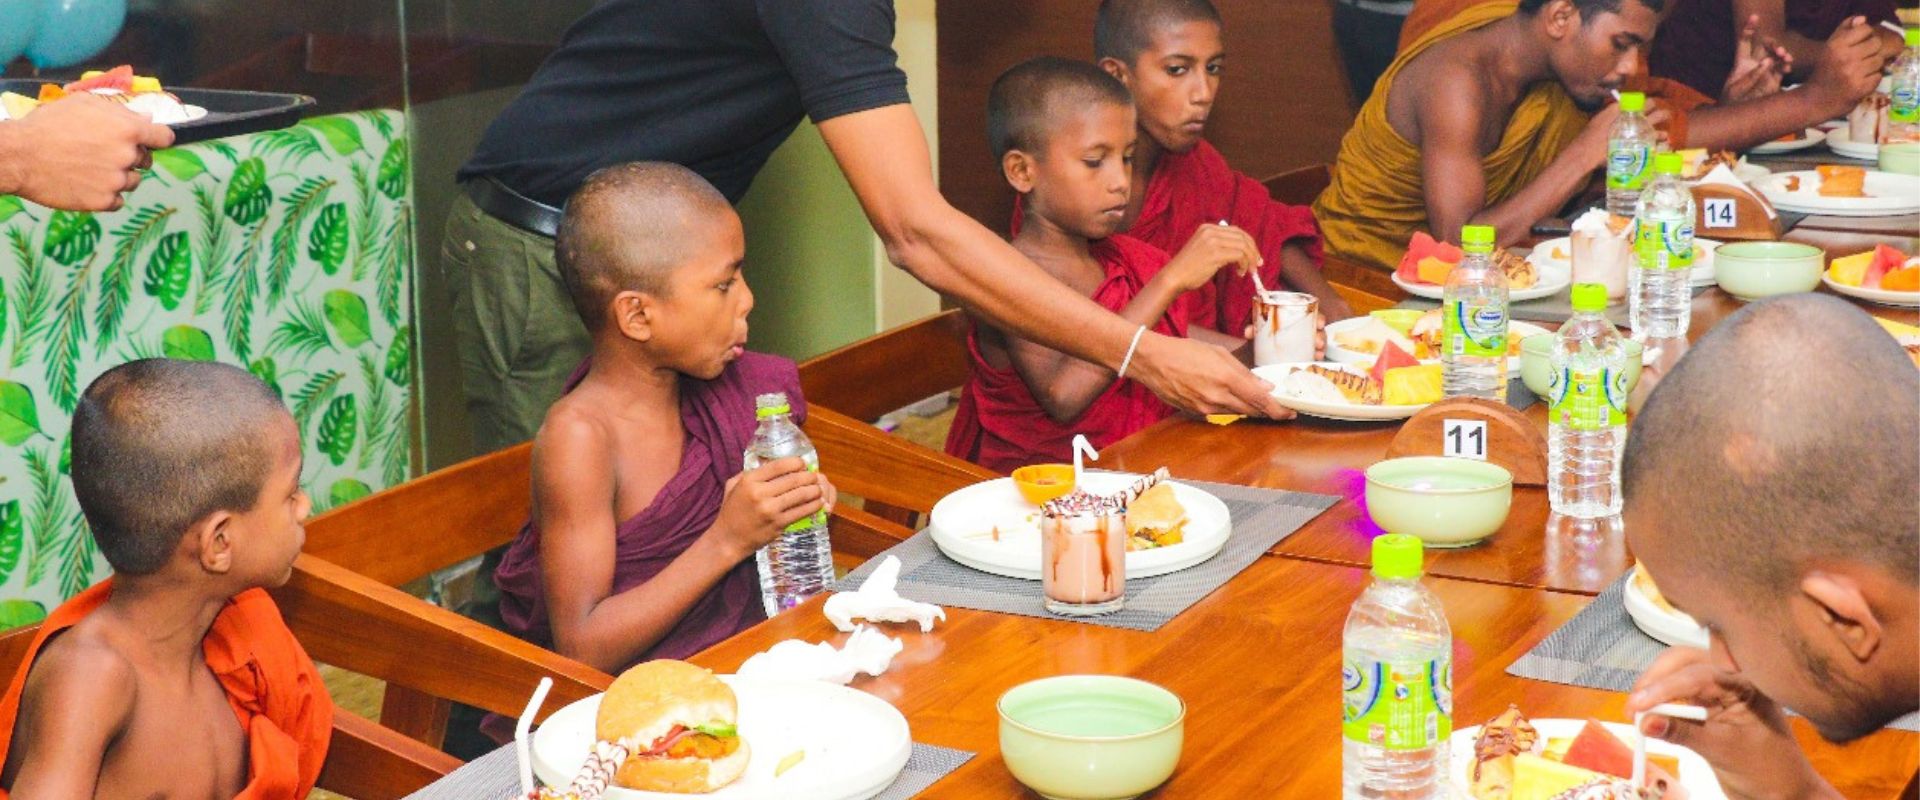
[1698,162,1778,219]
[735,625,903,685]
[822,555,946,632]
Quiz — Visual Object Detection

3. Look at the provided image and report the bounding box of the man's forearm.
[0,123,24,196]
[1451,151,1597,246]
[887,203,1139,370]
[1688,90,1845,151]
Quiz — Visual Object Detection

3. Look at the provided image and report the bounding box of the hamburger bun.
[596,660,747,793]
[1125,483,1186,536]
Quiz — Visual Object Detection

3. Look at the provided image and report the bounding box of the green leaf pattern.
[0,110,413,611]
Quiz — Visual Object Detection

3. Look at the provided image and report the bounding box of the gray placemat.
[836,480,1338,633]
[1508,576,1920,733]
[403,741,977,799]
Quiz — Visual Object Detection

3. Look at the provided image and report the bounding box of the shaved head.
[1093,0,1222,63]
[70,359,291,575]
[1623,294,1918,592]
[987,57,1134,161]
[556,162,732,332]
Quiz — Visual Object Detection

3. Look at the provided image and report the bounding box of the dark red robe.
[945,236,1188,473]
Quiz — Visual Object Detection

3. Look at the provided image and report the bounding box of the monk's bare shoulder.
[533,396,618,494]
[4,624,136,790]
[1386,40,1489,146]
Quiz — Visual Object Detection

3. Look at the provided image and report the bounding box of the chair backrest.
[1262,163,1332,206]
[302,441,533,587]
[798,309,971,423]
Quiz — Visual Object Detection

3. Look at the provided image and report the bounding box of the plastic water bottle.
[1629,152,1695,340]
[1548,284,1630,519]
[1889,28,1920,143]
[1606,91,1656,216]
[1343,534,1452,800]
[1442,224,1510,401]
[743,392,833,616]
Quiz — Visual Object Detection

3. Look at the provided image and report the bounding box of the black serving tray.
[0,81,316,146]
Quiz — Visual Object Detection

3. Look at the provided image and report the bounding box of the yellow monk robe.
[1312,0,1590,271]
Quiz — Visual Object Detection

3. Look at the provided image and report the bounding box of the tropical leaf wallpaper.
[0,110,415,623]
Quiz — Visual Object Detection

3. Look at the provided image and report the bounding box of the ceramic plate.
[1526,237,1718,287]
[1823,274,1920,308]
[1826,125,1880,161]
[1391,259,1572,302]
[533,678,912,800]
[1623,567,1710,650]
[1747,127,1825,154]
[1255,362,1433,421]
[1759,170,1920,217]
[928,472,1232,581]
[1449,719,1728,799]
[1324,316,1548,372]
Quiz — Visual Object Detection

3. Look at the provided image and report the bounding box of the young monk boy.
[0,360,332,798]
[947,57,1287,473]
[1620,295,1918,799]
[1090,0,1354,324]
[491,162,834,675]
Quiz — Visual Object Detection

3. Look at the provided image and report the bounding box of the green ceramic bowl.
[1714,241,1823,301]
[998,675,1185,800]
[1364,456,1513,548]
[1518,334,1644,398]
[1880,142,1920,176]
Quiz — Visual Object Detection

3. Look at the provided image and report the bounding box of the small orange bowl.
[1011,464,1076,506]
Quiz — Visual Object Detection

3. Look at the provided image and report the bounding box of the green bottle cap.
[1460,224,1496,253]
[1618,91,1646,113]
[1371,533,1424,580]
[754,392,792,419]
[1570,283,1608,312]
[1653,151,1683,176]
[1906,28,1919,47]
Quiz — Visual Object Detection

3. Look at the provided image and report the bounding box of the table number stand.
[1690,183,1780,241]
[1386,398,1548,487]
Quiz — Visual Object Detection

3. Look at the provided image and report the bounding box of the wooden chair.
[1261,163,1403,315]
[795,310,1001,532]
[0,553,612,799]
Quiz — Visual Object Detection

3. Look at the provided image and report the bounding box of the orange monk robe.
[1314,1,1590,271]
[1011,141,1322,336]
[945,235,1188,474]
[0,581,332,799]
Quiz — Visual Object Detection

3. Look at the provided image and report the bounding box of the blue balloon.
[23,0,125,70]
[0,0,46,66]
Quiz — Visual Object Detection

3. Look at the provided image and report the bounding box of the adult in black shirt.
[445,0,1284,454]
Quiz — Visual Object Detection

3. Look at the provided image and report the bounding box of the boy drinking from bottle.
[492,162,835,674]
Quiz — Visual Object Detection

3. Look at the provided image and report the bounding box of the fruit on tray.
[1382,364,1444,406]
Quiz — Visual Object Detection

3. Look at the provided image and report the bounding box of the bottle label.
[1893,85,1920,123]
[1342,654,1453,751]
[1633,216,1695,271]
[1443,297,1507,358]
[1549,365,1627,430]
[1607,142,1650,191]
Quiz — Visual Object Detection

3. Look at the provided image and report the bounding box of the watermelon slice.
[1863,244,1910,289]
[64,65,133,94]
[1369,340,1420,386]
[1561,719,1686,796]
[1395,232,1463,283]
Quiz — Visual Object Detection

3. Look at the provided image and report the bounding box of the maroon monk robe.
[945,236,1188,474]
[493,351,805,668]
[1011,139,1325,335]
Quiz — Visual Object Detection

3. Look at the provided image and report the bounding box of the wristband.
[1117,325,1148,380]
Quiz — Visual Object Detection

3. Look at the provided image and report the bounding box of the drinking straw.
[1883,20,1905,35]
[1632,703,1708,787]
[516,677,555,797]
[1071,434,1099,488]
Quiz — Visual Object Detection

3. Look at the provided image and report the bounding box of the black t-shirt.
[459,0,910,208]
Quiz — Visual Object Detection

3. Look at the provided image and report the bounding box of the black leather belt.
[463,176,563,239]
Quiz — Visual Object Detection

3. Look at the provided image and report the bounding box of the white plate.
[1324,316,1548,372]
[1826,125,1880,161]
[1449,719,1727,799]
[1823,274,1920,308]
[1392,258,1572,302]
[1254,362,1433,421]
[533,677,912,800]
[1623,569,1710,650]
[1747,127,1826,154]
[1760,170,1920,217]
[927,472,1232,581]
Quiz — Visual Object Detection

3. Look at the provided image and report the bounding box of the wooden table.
[689,556,1919,797]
